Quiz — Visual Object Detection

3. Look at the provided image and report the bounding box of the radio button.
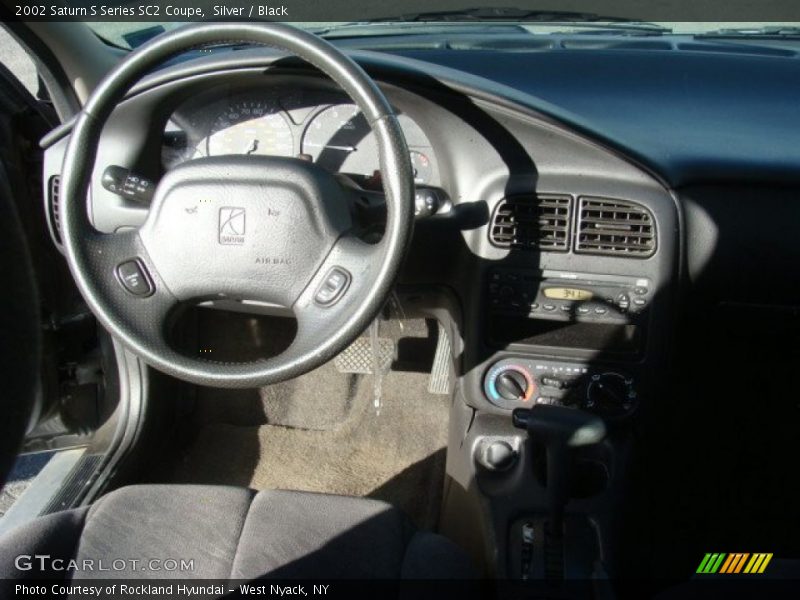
[543,304,557,312]
[616,293,630,313]
[594,307,608,315]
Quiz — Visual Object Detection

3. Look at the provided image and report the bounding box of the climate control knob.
[584,372,637,417]
[485,364,535,408]
[496,370,530,401]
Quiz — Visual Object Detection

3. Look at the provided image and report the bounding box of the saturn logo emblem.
[219,207,246,245]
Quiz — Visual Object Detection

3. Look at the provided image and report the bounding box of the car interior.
[0,9,799,599]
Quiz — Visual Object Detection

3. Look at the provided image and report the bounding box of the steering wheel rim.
[60,23,414,388]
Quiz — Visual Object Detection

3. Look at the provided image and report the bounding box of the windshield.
[86,22,330,48]
[89,21,800,49]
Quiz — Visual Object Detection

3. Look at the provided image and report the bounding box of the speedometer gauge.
[206,100,293,157]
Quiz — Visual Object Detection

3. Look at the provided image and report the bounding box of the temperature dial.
[485,364,535,408]
[584,373,637,417]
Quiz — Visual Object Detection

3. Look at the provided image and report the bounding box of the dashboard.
[49,43,783,423]
[161,85,440,187]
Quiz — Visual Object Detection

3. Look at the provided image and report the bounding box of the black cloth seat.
[0,485,474,582]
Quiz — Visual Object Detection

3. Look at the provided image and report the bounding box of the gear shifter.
[512,405,606,576]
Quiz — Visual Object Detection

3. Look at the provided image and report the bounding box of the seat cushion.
[233,489,413,578]
[0,485,474,582]
[77,484,255,579]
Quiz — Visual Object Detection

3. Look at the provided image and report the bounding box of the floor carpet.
[159,313,451,530]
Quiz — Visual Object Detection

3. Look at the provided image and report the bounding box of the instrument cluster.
[162,87,439,186]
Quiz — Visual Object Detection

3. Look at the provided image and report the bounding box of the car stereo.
[487,268,651,354]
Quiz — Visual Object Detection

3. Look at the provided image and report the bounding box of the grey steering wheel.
[60,23,414,388]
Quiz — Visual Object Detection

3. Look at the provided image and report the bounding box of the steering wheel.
[60,23,414,388]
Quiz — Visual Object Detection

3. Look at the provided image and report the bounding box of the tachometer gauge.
[206,101,293,157]
[302,104,372,172]
[303,104,436,184]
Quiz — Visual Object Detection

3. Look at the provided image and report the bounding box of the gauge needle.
[244,139,259,155]
[304,142,357,152]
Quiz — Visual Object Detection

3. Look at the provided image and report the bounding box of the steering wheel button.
[116,260,153,297]
[314,267,351,306]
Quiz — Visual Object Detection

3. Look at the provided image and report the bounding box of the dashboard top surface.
[388,45,800,187]
[141,37,800,188]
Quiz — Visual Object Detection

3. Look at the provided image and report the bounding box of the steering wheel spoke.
[81,229,181,350]
[293,234,383,331]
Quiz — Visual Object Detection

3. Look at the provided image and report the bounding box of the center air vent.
[47,175,62,246]
[574,197,656,257]
[489,194,572,252]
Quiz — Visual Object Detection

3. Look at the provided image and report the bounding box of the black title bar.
[2,0,800,23]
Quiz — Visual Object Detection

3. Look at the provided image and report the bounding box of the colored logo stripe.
[697,553,726,574]
[697,552,773,574]
[719,553,749,573]
[744,553,773,574]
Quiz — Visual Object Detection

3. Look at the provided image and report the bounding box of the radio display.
[543,287,594,301]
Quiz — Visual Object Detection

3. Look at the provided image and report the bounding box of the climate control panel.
[484,358,638,418]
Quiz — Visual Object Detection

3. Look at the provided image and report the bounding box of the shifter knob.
[512,405,606,447]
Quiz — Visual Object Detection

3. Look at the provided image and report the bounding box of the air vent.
[489,195,572,252]
[574,197,655,257]
[47,175,62,246]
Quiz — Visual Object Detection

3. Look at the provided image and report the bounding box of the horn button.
[139,156,351,306]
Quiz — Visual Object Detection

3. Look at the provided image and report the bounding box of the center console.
[483,268,650,419]
[444,188,679,584]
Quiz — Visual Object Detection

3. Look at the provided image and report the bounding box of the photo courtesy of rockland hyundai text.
[0,1,799,598]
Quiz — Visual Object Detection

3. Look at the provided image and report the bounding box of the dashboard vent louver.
[47,175,62,245]
[489,195,572,252]
[574,197,655,257]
